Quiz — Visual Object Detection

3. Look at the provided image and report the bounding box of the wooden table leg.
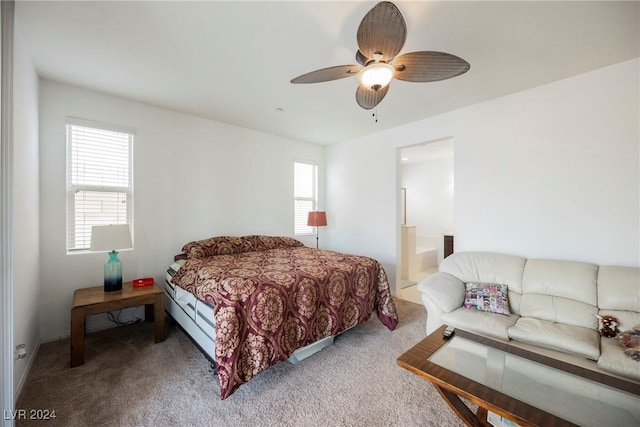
[476,407,489,422]
[70,307,86,368]
[153,293,165,343]
[435,385,491,427]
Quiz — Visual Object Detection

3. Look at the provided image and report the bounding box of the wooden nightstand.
[70,282,165,367]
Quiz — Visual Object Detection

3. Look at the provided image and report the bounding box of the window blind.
[67,120,133,251]
[294,161,317,235]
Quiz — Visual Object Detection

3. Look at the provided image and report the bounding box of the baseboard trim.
[14,339,39,402]
[40,320,123,344]
[41,307,145,344]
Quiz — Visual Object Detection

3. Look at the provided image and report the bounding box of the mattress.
[165,262,334,366]
[165,262,216,361]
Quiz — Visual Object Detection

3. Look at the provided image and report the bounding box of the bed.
[164,235,398,399]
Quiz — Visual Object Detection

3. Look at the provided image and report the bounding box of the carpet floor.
[16,298,465,426]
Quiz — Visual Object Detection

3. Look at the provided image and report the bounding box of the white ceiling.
[15,1,639,145]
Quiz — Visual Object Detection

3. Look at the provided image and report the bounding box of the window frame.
[294,160,318,236]
[66,118,134,252]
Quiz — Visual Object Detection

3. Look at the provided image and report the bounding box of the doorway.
[397,138,454,304]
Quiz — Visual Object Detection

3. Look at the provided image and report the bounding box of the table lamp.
[307,211,327,249]
[90,224,133,292]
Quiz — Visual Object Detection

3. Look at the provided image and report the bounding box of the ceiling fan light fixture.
[290,2,470,109]
[357,62,394,91]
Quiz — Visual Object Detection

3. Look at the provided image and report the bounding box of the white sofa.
[418,251,640,382]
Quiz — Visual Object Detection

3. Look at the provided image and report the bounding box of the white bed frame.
[163,266,335,367]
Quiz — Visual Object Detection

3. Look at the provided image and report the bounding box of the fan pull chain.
[373,106,379,123]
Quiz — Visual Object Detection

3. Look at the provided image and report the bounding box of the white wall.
[327,59,640,295]
[39,81,324,341]
[12,25,40,395]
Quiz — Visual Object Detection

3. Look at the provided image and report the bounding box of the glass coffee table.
[397,325,640,427]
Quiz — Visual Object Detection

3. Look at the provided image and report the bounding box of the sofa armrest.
[418,272,465,312]
[417,272,465,334]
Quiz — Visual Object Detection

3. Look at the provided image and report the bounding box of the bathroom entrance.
[397,138,454,303]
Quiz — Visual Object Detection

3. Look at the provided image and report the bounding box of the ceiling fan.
[291,1,470,110]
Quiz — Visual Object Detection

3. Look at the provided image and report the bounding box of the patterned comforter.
[171,243,398,399]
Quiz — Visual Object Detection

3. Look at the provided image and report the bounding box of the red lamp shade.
[307,211,327,227]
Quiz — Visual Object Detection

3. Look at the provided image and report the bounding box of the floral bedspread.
[171,246,398,399]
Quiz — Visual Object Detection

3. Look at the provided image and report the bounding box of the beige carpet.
[16,299,465,426]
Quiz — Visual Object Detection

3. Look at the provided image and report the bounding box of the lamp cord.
[107,310,142,327]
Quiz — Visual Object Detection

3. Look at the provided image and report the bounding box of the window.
[66,119,134,251]
[294,161,318,235]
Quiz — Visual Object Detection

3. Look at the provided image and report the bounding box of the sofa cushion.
[519,293,599,330]
[598,266,640,313]
[520,259,598,329]
[598,336,640,380]
[441,308,519,341]
[464,283,510,315]
[439,252,526,314]
[508,317,600,360]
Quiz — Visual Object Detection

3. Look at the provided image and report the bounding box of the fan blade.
[291,65,361,84]
[393,51,470,82]
[356,84,390,110]
[356,50,369,66]
[357,1,407,62]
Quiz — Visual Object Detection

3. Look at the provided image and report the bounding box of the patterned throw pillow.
[181,235,304,259]
[244,235,304,252]
[464,282,511,316]
[181,236,251,259]
[618,324,640,361]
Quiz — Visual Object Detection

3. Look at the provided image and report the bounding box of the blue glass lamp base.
[104,250,123,292]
